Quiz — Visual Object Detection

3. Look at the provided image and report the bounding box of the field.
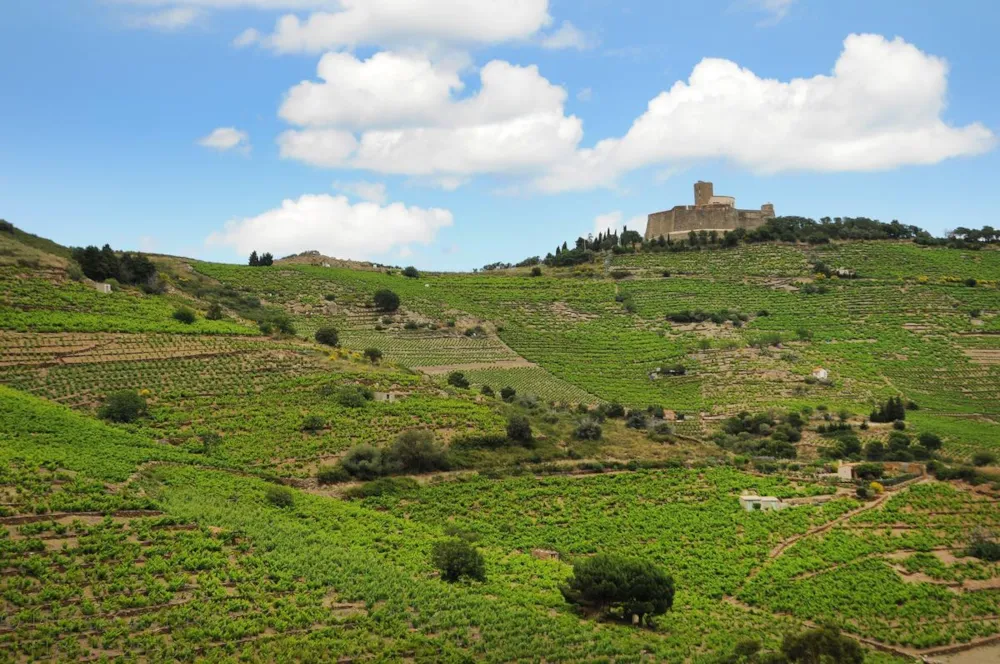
[2,228,1000,662]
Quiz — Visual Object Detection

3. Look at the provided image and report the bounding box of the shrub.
[506,415,533,444]
[324,293,336,301]
[968,532,1000,561]
[561,553,674,624]
[374,289,400,312]
[574,418,603,441]
[780,625,862,664]
[172,306,196,324]
[336,385,374,408]
[205,302,224,320]
[604,402,626,418]
[854,462,884,480]
[431,538,486,582]
[973,451,997,467]
[918,432,943,450]
[388,430,449,473]
[97,390,148,423]
[965,278,978,287]
[315,327,340,347]
[480,385,495,397]
[625,411,647,429]
[404,320,420,330]
[530,266,542,277]
[344,477,419,500]
[67,264,84,281]
[341,445,387,480]
[892,419,906,430]
[265,485,294,508]
[500,386,516,402]
[447,371,470,388]
[402,266,420,278]
[363,348,383,364]
[301,415,326,432]
[316,465,350,485]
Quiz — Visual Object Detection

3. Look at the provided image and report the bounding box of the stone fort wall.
[644,182,774,240]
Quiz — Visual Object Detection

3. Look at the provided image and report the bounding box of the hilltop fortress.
[644,182,775,241]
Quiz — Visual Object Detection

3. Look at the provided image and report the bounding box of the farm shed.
[93,282,112,294]
[739,495,784,512]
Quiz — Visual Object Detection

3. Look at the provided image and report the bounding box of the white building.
[93,282,112,294]
[739,495,784,512]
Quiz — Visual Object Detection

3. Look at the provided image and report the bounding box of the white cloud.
[332,180,387,204]
[232,28,260,47]
[263,0,552,53]
[125,7,203,30]
[593,211,645,236]
[205,194,453,260]
[536,33,995,191]
[197,127,252,153]
[277,52,582,177]
[748,0,796,25]
[539,21,596,50]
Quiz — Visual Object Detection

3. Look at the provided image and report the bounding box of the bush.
[480,385,495,397]
[172,306,196,324]
[561,553,674,624]
[530,266,542,277]
[316,465,350,485]
[973,451,997,467]
[574,418,603,441]
[336,385,374,408]
[431,538,486,582]
[205,302,224,320]
[389,430,449,473]
[265,485,294,508]
[97,390,148,423]
[625,411,647,429]
[604,402,626,418]
[344,477,419,500]
[968,532,1000,561]
[500,386,516,402]
[374,289,400,312]
[363,348,383,364]
[404,320,420,330]
[506,415,533,444]
[781,625,862,664]
[447,371,470,388]
[892,419,906,430]
[402,266,420,278]
[341,445,387,480]
[918,432,942,450]
[67,264,84,281]
[301,415,326,432]
[315,327,340,347]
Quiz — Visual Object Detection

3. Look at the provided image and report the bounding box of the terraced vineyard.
[2,226,999,663]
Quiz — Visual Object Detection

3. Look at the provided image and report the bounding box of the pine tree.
[248,250,259,267]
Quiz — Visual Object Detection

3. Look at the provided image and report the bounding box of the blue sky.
[1,0,997,270]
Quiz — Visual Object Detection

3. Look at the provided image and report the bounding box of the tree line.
[70,244,160,291]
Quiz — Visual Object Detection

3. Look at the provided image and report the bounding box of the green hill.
[1,226,999,662]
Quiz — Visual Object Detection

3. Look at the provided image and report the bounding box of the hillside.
[2,225,1000,662]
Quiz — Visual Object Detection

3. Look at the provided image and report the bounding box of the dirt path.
[413,359,538,375]
[752,475,930,578]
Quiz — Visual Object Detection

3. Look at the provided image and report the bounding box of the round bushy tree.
[364,348,384,364]
[265,485,294,508]
[314,327,339,347]
[432,538,486,582]
[506,414,533,444]
[97,390,148,423]
[574,418,603,441]
[402,266,420,278]
[561,553,674,625]
[447,371,470,388]
[374,289,400,312]
[341,445,387,480]
[389,429,449,473]
[172,306,196,324]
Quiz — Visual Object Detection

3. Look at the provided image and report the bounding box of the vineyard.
[1,227,999,661]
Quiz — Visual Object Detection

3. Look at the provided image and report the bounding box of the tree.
[561,553,674,625]
[973,451,997,467]
[500,386,516,402]
[172,306,196,324]
[314,327,340,347]
[248,250,259,267]
[374,289,400,312]
[431,538,486,582]
[480,385,495,397]
[388,429,449,473]
[402,265,420,278]
[97,390,148,423]
[205,302,224,320]
[265,485,294,508]
[364,348,383,364]
[780,625,862,664]
[259,252,274,266]
[447,371,470,388]
[341,444,387,480]
[531,266,542,277]
[574,418,603,440]
[301,415,326,432]
[506,414,533,444]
